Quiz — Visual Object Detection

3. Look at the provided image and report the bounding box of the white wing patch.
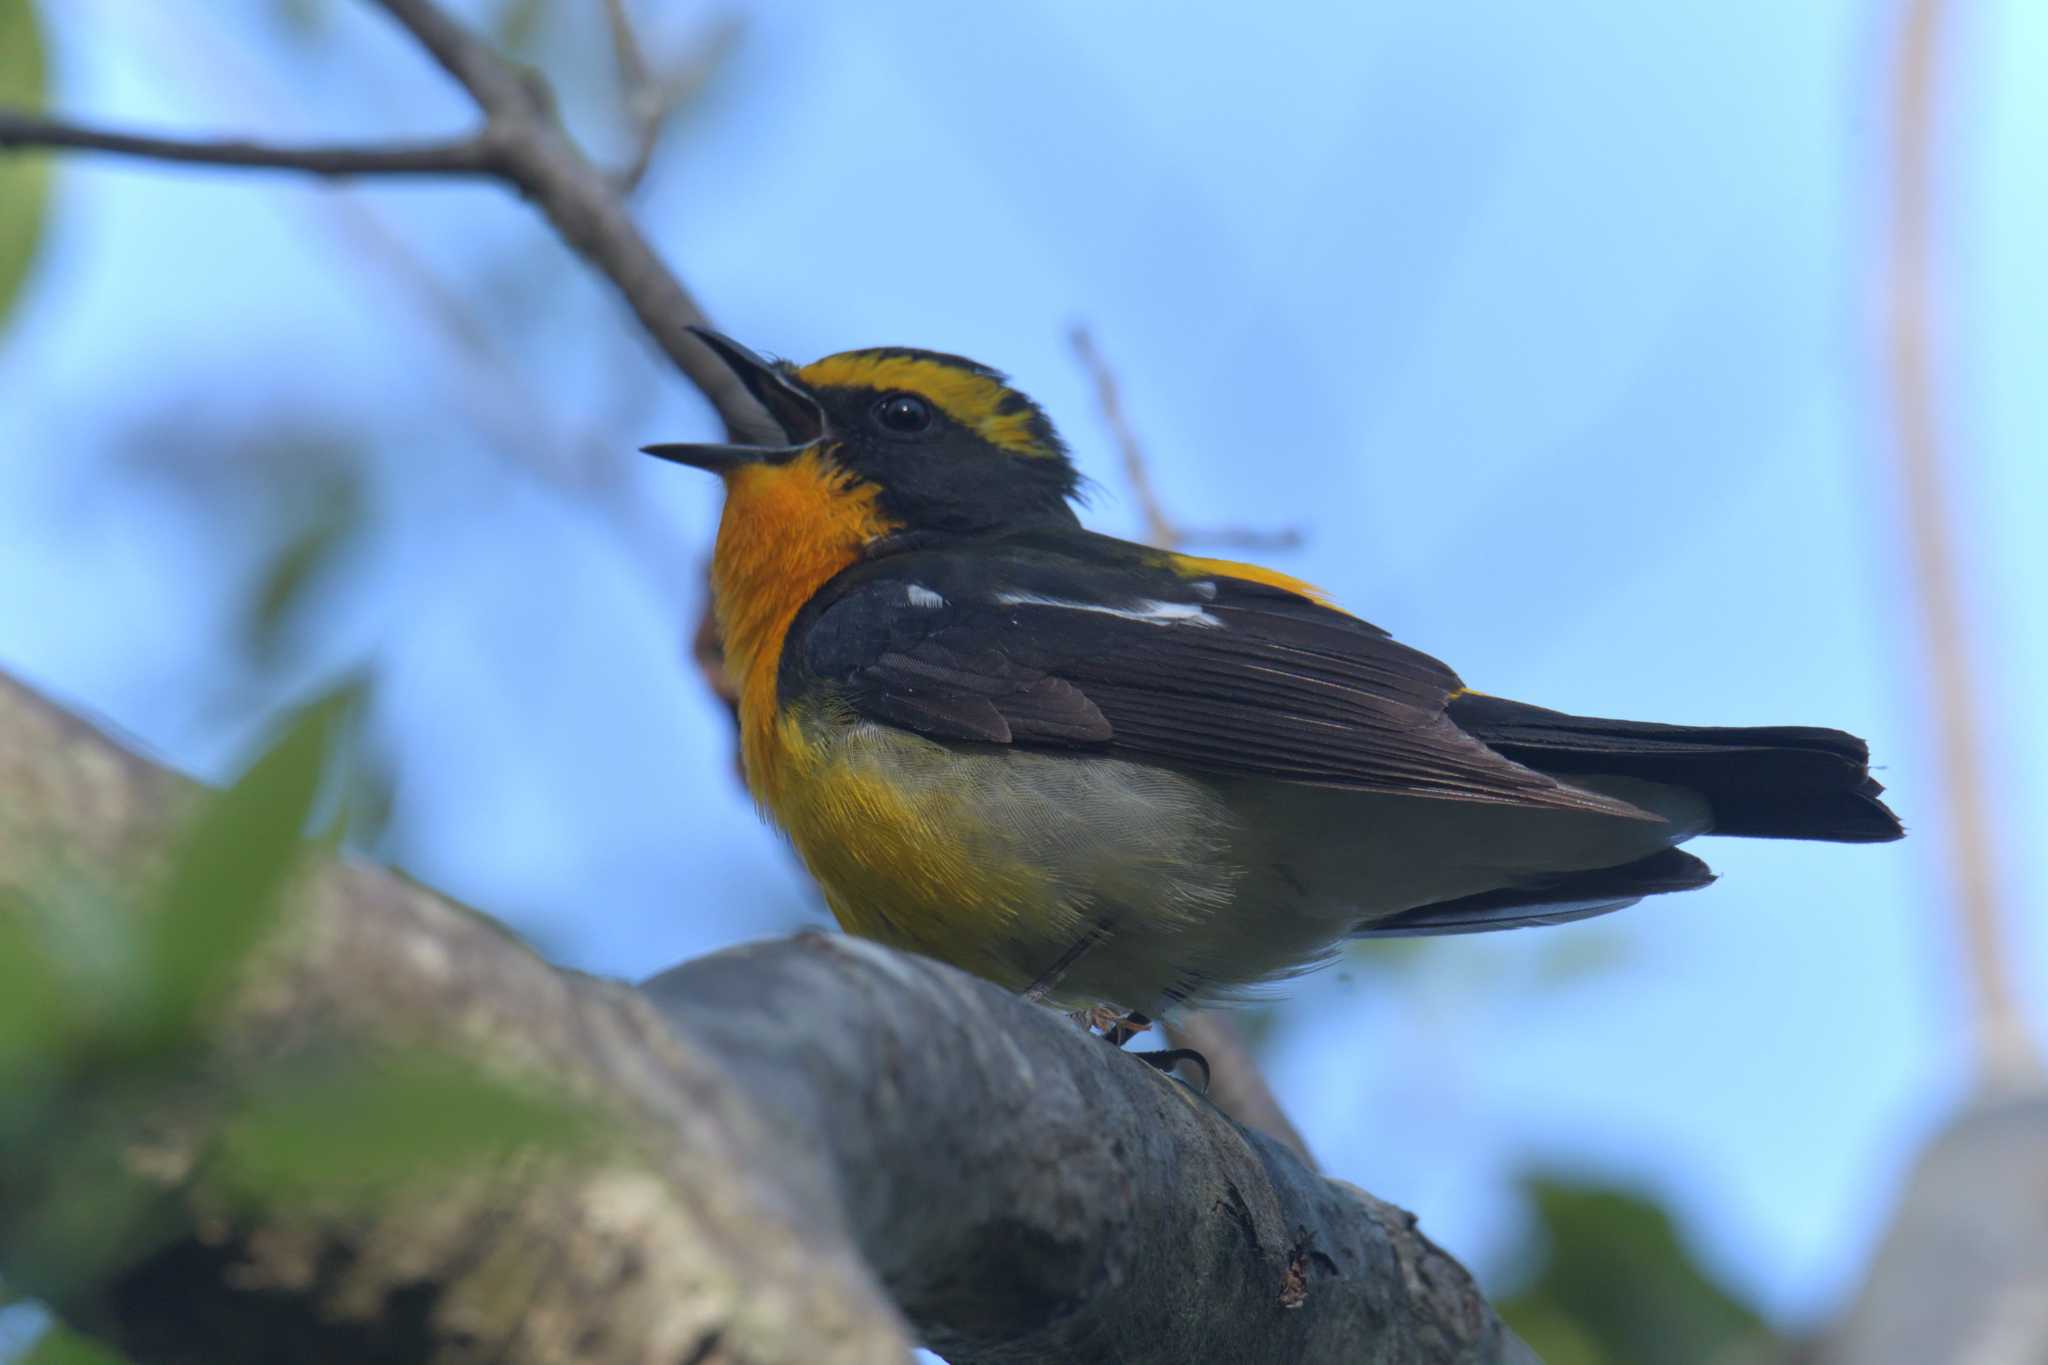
[993,590,1222,628]
[906,584,948,609]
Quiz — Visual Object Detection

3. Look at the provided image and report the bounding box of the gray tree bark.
[1813,1093,2048,1365]
[0,671,1529,1363]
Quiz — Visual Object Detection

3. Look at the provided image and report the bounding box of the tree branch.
[603,7,742,194]
[1068,324,1303,553]
[0,0,766,439]
[367,0,541,116]
[0,10,1523,1357]
[0,670,1526,1364]
[1883,0,2041,1089]
[359,0,759,432]
[600,0,661,188]
[0,110,495,177]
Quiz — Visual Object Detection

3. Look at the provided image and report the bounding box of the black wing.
[783,535,1651,819]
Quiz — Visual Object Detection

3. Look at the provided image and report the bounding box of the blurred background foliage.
[3,0,2044,1361]
[1497,1176,1775,1365]
[0,684,595,1363]
[0,0,46,318]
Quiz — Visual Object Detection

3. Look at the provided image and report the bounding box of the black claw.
[1137,1047,1210,1092]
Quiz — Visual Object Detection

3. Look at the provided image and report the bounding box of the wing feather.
[785,539,1652,819]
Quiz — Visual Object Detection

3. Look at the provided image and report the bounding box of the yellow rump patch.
[795,352,1054,459]
[1166,553,1342,610]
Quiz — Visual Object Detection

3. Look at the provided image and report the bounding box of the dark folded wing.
[785,543,1651,819]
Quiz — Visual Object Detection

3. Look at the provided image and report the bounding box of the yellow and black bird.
[647,330,1903,1019]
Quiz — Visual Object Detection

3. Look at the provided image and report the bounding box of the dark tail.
[1448,693,1905,843]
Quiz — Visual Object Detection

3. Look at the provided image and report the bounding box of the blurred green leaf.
[214,1053,595,1203]
[135,689,352,1044]
[1496,1174,1773,1365]
[14,1325,130,1365]
[0,1132,173,1320]
[244,470,365,664]
[0,0,52,331]
[0,890,62,1080]
[0,876,149,1099]
[320,738,395,851]
[1500,1301,1606,1365]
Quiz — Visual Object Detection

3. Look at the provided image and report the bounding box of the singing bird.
[647,330,1902,1020]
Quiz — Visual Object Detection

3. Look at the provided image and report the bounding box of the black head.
[644,330,1081,534]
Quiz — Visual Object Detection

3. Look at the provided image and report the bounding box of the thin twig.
[364,0,758,431]
[368,0,539,116]
[602,0,656,97]
[1886,0,2040,1088]
[0,0,766,436]
[112,0,650,499]
[610,13,745,193]
[1063,326,1312,1160]
[0,110,495,177]
[600,0,661,188]
[0,0,782,775]
[1068,324,1303,553]
[11,0,1337,1253]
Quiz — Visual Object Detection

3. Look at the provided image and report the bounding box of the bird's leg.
[1090,1010,1208,1089]
[1094,1007,1153,1046]
[1022,915,1117,1004]
[1064,1003,1153,1043]
[1021,916,1198,1079]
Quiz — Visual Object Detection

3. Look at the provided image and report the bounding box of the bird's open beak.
[640,328,828,473]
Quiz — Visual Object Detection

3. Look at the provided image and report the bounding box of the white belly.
[789,720,1704,1014]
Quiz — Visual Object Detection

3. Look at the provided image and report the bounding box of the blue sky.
[2,0,2042,1334]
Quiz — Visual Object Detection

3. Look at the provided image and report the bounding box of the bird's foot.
[1073,1005,1153,1046]
[1066,1006,1209,1089]
[1136,1047,1211,1092]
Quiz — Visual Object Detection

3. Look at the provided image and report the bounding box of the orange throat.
[710,449,897,804]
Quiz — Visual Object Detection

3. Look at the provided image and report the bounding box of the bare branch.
[0,670,1527,1364]
[0,17,1524,1357]
[1068,324,1303,553]
[358,0,755,430]
[602,0,657,101]
[366,0,540,116]
[601,0,667,191]
[0,1,769,438]
[0,109,495,177]
[1064,325,1312,1159]
[606,8,744,193]
[1069,323,1177,546]
[1884,0,2042,1087]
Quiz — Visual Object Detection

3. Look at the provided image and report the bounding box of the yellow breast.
[769,720,1069,985]
[708,449,896,809]
[708,455,1082,983]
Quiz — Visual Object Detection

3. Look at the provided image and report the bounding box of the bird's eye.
[872,392,934,436]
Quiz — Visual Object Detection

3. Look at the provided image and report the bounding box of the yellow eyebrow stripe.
[794,353,1052,458]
